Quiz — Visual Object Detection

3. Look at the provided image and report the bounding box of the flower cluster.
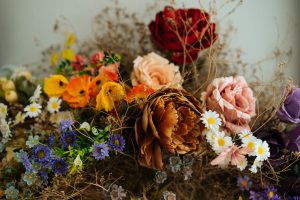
[201,110,270,173]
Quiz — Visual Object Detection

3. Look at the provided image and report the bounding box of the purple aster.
[20,152,33,172]
[107,134,125,151]
[250,191,264,200]
[59,120,74,132]
[51,158,68,175]
[47,134,54,148]
[237,176,252,191]
[38,170,48,183]
[264,186,281,200]
[61,131,77,149]
[92,143,109,160]
[288,196,300,200]
[32,144,51,163]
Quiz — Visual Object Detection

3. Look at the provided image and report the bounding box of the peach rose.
[201,76,256,134]
[131,52,183,90]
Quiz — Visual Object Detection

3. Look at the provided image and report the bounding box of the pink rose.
[131,52,183,90]
[201,76,256,134]
[91,51,105,65]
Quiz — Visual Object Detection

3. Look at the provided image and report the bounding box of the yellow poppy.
[96,82,125,112]
[44,75,69,97]
[65,33,76,47]
[50,52,59,66]
[61,48,75,61]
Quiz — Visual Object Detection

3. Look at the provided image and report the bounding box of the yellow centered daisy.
[207,117,216,125]
[217,138,225,146]
[52,102,58,109]
[29,106,37,112]
[258,146,264,155]
[247,141,255,150]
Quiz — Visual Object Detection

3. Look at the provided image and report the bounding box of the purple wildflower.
[51,158,68,175]
[288,196,300,200]
[32,144,51,163]
[61,131,77,149]
[264,186,281,200]
[250,191,264,200]
[59,120,74,132]
[237,176,252,191]
[47,134,54,148]
[107,134,125,151]
[38,170,48,183]
[92,143,109,160]
[20,152,33,172]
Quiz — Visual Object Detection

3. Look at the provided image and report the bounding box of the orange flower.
[62,75,91,108]
[96,82,125,112]
[125,84,155,103]
[90,67,119,98]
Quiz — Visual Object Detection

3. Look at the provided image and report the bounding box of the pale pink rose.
[202,76,256,134]
[131,52,183,90]
[211,144,247,167]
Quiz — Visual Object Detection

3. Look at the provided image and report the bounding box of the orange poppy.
[62,75,91,108]
[125,84,155,103]
[90,67,119,98]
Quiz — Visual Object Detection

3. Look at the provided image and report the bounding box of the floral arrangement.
[0,2,299,200]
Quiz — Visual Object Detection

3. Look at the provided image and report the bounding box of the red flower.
[71,55,86,71]
[149,6,217,64]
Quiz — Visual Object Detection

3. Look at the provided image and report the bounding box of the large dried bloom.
[135,88,205,169]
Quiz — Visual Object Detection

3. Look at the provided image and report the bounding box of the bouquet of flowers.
[0,2,299,200]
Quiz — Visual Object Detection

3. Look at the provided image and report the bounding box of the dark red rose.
[149,6,217,64]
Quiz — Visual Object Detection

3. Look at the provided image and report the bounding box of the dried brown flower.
[135,88,205,169]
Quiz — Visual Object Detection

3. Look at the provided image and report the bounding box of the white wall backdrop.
[0,0,299,84]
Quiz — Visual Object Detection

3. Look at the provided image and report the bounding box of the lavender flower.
[264,186,281,200]
[38,170,48,183]
[287,124,300,152]
[51,158,68,175]
[107,134,126,151]
[237,176,252,191]
[250,191,264,200]
[59,120,74,132]
[47,134,54,148]
[20,151,33,172]
[155,171,167,184]
[32,144,51,163]
[110,184,127,200]
[92,143,109,160]
[61,131,77,149]
[278,88,300,123]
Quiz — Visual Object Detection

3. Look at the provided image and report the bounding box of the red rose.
[149,6,217,64]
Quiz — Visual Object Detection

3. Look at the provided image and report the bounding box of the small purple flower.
[59,120,74,132]
[47,134,54,148]
[277,88,300,124]
[92,143,109,160]
[250,191,264,200]
[61,131,77,149]
[287,124,300,152]
[288,196,300,200]
[264,186,281,200]
[51,158,68,175]
[237,176,252,191]
[20,152,33,172]
[107,134,125,151]
[32,144,51,163]
[38,170,48,183]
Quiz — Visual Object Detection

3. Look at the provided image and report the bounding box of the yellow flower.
[44,75,69,97]
[65,33,76,47]
[96,82,125,112]
[51,52,59,66]
[61,48,75,61]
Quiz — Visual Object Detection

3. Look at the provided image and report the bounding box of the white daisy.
[14,112,26,125]
[203,128,217,145]
[200,110,222,131]
[74,155,83,167]
[0,118,11,138]
[212,131,233,154]
[47,97,62,113]
[249,158,262,173]
[29,85,42,103]
[80,122,91,131]
[236,158,248,171]
[0,103,8,119]
[241,135,257,156]
[238,129,252,141]
[24,103,42,118]
[255,139,270,161]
